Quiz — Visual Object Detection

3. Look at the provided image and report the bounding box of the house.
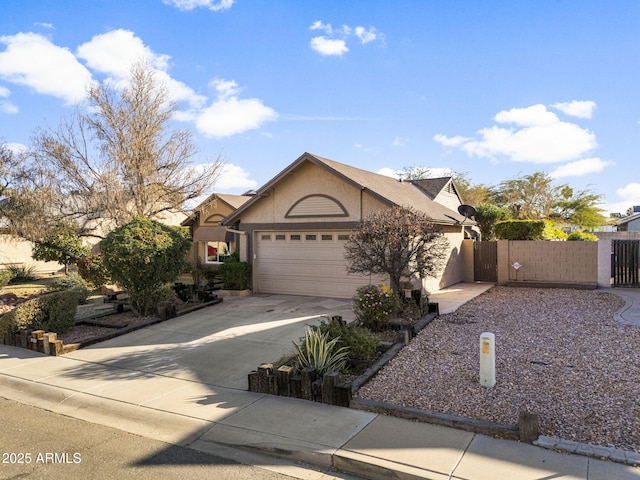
[181,192,253,266]
[217,152,475,298]
[616,212,640,232]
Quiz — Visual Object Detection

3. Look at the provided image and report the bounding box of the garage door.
[255,231,387,298]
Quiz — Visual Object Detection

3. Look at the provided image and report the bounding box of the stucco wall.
[496,240,598,286]
[422,225,467,293]
[0,236,61,275]
[239,161,388,224]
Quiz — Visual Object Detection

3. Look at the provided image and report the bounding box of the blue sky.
[1,1,639,215]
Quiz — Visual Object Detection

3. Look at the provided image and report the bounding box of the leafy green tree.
[344,206,449,294]
[100,217,191,316]
[474,204,512,240]
[551,186,606,229]
[496,172,555,219]
[31,228,90,274]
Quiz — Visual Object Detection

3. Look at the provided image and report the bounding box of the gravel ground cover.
[356,286,640,452]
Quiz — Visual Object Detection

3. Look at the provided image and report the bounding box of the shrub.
[567,231,598,241]
[315,317,379,364]
[0,290,82,338]
[7,264,38,284]
[217,258,251,290]
[352,284,398,331]
[49,273,91,304]
[293,327,350,376]
[101,217,191,316]
[494,220,546,240]
[77,252,111,289]
[0,270,12,289]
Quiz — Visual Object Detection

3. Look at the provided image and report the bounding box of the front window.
[206,241,228,263]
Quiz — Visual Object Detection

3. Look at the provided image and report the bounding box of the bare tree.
[3,62,222,247]
[344,206,450,294]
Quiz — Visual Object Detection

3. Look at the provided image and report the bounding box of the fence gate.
[612,240,640,287]
[474,241,497,282]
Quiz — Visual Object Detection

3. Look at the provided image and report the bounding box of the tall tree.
[496,172,555,219]
[344,206,450,294]
[2,62,222,251]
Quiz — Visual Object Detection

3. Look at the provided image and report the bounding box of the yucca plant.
[293,327,350,376]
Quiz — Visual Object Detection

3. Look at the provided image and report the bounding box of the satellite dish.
[457,204,476,224]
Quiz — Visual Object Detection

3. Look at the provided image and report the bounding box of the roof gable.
[224,153,470,225]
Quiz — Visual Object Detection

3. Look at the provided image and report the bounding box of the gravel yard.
[356,286,640,452]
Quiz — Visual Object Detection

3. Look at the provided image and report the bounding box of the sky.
[1,1,639,215]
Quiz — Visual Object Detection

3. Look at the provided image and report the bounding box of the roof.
[616,213,640,226]
[223,152,471,226]
[410,177,460,200]
[182,193,252,226]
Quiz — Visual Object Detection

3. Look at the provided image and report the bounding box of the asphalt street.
[0,397,351,480]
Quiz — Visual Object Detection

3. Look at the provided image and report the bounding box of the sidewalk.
[1,283,639,480]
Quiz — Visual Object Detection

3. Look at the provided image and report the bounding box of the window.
[337,234,350,241]
[275,234,286,240]
[305,234,317,241]
[321,234,333,241]
[206,241,227,263]
[261,234,271,241]
[290,234,301,241]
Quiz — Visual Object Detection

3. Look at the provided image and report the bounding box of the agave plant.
[293,327,350,376]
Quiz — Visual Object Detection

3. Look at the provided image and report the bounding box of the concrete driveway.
[65,294,355,390]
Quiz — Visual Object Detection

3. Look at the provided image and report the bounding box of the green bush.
[293,327,350,376]
[101,217,191,316]
[352,284,398,331]
[217,259,251,290]
[494,220,546,240]
[0,270,12,289]
[315,317,379,364]
[49,273,91,303]
[0,290,82,338]
[567,231,598,241]
[77,252,111,289]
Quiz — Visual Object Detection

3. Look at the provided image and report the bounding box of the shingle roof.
[224,153,470,225]
[181,193,252,226]
[410,177,454,200]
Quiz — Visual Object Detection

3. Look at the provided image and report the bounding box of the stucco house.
[616,212,640,232]
[181,192,253,266]
[214,152,475,299]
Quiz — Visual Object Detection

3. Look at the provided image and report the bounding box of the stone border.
[534,435,640,466]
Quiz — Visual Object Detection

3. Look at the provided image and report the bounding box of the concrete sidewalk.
[1,283,639,480]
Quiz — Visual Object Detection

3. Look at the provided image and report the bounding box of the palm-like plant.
[293,327,350,376]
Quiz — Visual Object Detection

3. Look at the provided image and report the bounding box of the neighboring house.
[181,192,253,267]
[616,213,640,232]
[219,152,476,298]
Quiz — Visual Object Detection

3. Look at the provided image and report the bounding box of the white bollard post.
[479,332,496,388]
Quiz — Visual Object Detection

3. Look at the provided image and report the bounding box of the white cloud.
[355,26,377,44]
[605,183,640,215]
[310,37,348,56]
[551,100,597,119]
[549,157,613,179]
[309,21,381,56]
[435,103,597,164]
[392,136,408,147]
[433,134,469,147]
[0,32,93,104]
[194,78,277,138]
[162,0,233,11]
[0,100,18,114]
[77,29,206,108]
[377,167,398,178]
[216,163,258,191]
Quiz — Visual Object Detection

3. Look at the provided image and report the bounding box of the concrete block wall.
[497,240,597,286]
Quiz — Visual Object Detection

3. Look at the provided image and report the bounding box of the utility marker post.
[479,332,496,388]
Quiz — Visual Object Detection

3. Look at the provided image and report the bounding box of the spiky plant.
[293,327,350,376]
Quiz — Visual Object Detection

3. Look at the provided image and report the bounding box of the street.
[0,397,353,480]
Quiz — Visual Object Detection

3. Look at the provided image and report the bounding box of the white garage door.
[255,231,386,298]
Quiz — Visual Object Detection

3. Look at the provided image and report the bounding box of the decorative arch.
[204,213,225,225]
[285,194,349,218]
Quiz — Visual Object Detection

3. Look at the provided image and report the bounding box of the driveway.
[65,294,355,390]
